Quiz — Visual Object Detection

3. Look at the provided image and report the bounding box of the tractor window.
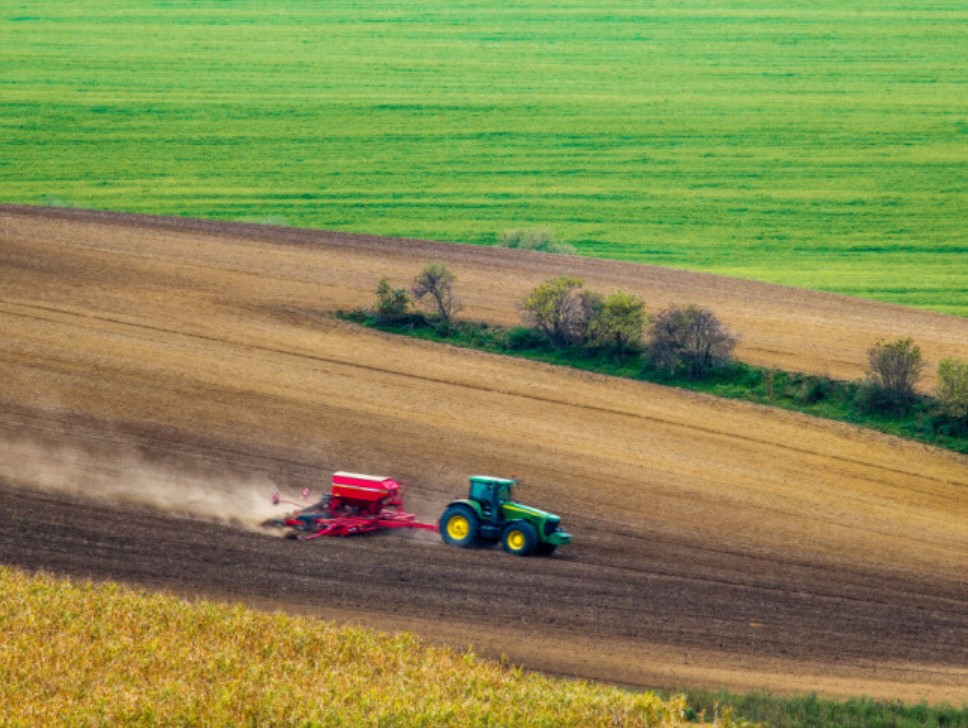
[469,480,514,514]
[469,480,489,503]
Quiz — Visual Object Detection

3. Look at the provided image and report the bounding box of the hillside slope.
[1,207,966,701]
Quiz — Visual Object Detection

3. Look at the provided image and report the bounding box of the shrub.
[498,228,577,255]
[587,290,648,359]
[646,304,737,379]
[762,368,779,401]
[411,262,461,329]
[374,277,410,323]
[520,276,591,350]
[853,378,892,415]
[40,194,80,208]
[937,358,968,421]
[858,338,925,415]
[795,376,832,405]
[503,326,547,351]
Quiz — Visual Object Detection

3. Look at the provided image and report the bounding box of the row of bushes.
[368,263,968,433]
[376,266,737,380]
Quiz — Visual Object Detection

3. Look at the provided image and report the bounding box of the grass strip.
[675,689,968,728]
[338,312,968,457]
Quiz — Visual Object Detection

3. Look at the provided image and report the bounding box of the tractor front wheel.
[501,521,538,556]
[440,505,479,548]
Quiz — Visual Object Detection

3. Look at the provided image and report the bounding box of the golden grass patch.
[0,566,690,727]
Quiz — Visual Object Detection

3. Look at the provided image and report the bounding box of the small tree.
[520,276,588,349]
[937,358,968,421]
[647,304,737,379]
[411,262,461,328]
[588,290,647,358]
[374,277,410,323]
[858,338,925,414]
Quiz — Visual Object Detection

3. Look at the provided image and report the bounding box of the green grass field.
[2,1,966,314]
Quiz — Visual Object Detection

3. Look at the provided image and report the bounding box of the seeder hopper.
[265,471,436,540]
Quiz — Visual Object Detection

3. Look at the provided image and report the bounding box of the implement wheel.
[501,521,538,556]
[440,505,479,548]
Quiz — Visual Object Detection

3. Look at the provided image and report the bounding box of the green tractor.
[439,475,571,556]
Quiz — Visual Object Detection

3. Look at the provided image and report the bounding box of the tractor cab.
[468,475,514,520]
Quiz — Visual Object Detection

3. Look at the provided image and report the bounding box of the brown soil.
[1,205,967,703]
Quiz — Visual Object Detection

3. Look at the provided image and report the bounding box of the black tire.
[439,505,479,548]
[534,542,558,557]
[501,521,538,556]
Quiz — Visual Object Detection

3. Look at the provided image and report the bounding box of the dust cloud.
[0,437,283,530]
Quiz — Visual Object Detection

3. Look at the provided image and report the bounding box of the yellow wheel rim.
[446,514,470,540]
[506,529,526,551]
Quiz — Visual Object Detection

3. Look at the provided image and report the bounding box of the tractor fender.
[443,498,485,520]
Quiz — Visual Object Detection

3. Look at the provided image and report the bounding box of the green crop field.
[1,2,966,314]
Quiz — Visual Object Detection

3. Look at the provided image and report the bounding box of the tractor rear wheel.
[501,521,538,556]
[440,505,479,548]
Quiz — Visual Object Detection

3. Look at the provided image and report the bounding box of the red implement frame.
[268,471,436,540]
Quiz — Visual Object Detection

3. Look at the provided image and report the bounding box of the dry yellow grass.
[0,565,692,727]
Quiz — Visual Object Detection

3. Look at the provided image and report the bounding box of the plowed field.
[2,206,967,702]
